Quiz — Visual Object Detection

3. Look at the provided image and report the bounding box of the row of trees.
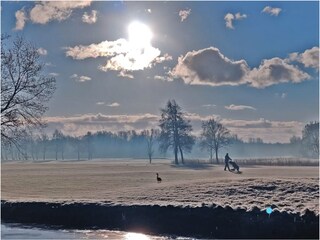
[1,129,154,161]
[1,117,318,163]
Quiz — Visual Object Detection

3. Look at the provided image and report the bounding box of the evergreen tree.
[159,100,195,164]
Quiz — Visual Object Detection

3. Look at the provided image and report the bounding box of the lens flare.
[128,21,153,49]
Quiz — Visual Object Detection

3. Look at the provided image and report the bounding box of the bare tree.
[84,131,93,160]
[52,129,64,160]
[143,129,158,163]
[200,118,231,164]
[39,133,49,160]
[159,100,195,164]
[302,121,319,157]
[1,36,56,146]
[71,135,83,161]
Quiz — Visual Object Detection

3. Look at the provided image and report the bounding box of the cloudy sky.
[2,1,319,143]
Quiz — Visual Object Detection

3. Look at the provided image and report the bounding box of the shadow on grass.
[170,160,214,170]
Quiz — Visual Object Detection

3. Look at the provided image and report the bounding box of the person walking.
[224,153,232,171]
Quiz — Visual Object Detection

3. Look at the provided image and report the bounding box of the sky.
[1,1,319,143]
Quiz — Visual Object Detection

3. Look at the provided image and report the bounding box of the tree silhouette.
[142,129,159,164]
[70,136,83,161]
[159,100,194,164]
[52,129,64,160]
[1,36,56,146]
[200,118,231,164]
[84,131,93,160]
[302,121,319,157]
[39,133,49,160]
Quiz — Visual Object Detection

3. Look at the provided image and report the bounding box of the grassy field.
[1,159,319,215]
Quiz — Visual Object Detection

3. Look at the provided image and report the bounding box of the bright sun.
[128,21,153,49]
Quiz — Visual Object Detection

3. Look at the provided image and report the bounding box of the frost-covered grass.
[1,159,319,215]
[184,157,318,166]
[233,157,318,166]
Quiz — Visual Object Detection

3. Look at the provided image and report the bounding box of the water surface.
[1,224,193,240]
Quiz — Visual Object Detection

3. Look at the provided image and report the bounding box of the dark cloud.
[171,47,311,88]
[172,47,249,86]
[249,57,310,88]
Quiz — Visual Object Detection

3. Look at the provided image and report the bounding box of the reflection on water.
[125,232,152,240]
[75,229,176,239]
[75,229,167,239]
[1,224,193,240]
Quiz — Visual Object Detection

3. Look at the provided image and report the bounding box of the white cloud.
[154,53,173,64]
[262,6,282,16]
[37,47,48,56]
[223,118,272,129]
[154,74,174,82]
[14,1,92,29]
[30,1,92,25]
[66,38,161,73]
[179,9,191,22]
[99,46,160,72]
[248,57,310,88]
[224,12,247,29]
[14,9,27,30]
[224,13,234,29]
[82,10,97,24]
[171,47,250,86]
[95,102,120,107]
[202,104,216,108]
[107,102,120,107]
[70,74,92,82]
[44,113,159,136]
[96,102,105,105]
[170,46,312,88]
[275,92,288,99]
[49,72,59,77]
[65,39,128,60]
[45,62,55,67]
[222,118,303,143]
[118,71,134,79]
[235,13,247,20]
[225,104,256,111]
[288,47,319,70]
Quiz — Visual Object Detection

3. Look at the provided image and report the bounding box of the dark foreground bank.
[1,201,319,239]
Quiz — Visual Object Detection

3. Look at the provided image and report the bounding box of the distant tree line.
[2,100,318,163]
[1,129,162,161]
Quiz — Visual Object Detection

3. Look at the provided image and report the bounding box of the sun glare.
[128,21,153,49]
[125,232,150,240]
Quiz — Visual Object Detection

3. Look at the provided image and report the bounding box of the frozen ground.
[1,159,319,215]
